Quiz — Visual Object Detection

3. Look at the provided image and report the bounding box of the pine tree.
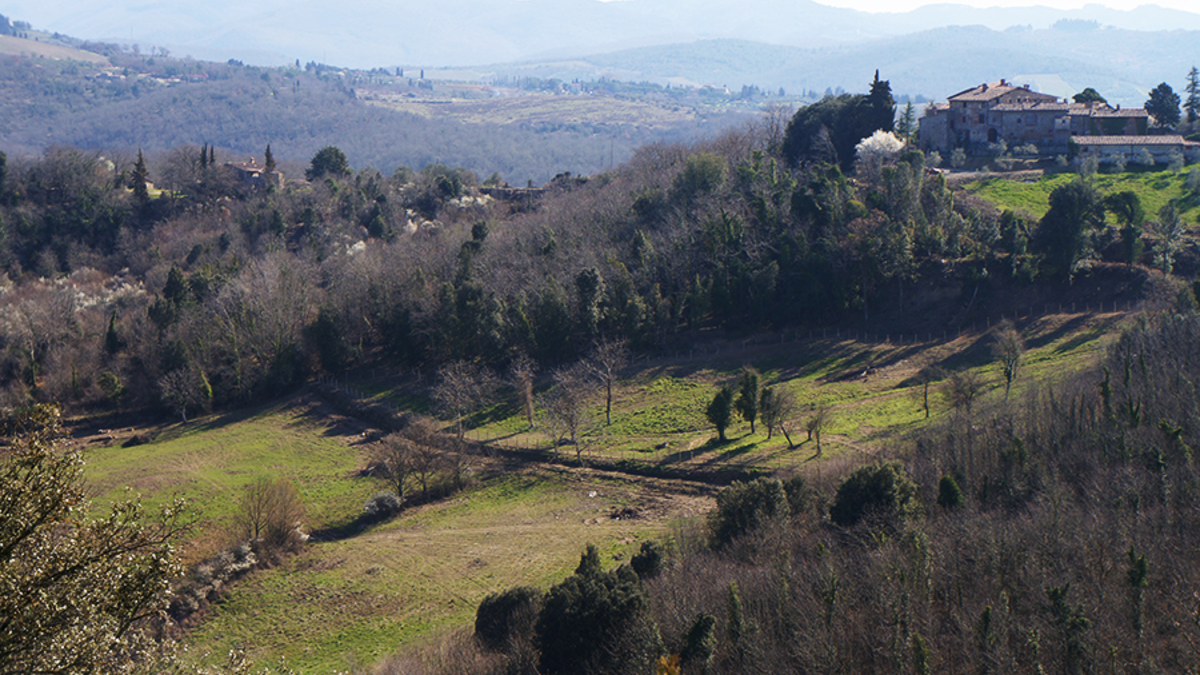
[131,150,150,203]
[1185,66,1200,128]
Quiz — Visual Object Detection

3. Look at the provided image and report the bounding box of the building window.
[978,113,986,124]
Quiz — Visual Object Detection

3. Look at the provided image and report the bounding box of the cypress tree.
[131,150,150,204]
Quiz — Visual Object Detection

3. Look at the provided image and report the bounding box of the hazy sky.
[814,0,1198,12]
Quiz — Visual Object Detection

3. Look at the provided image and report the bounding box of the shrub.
[708,478,789,548]
[363,492,403,520]
[936,475,964,509]
[536,555,662,675]
[630,540,666,580]
[829,461,919,527]
[475,586,543,653]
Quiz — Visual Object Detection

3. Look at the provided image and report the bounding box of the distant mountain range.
[3,0,1199,105]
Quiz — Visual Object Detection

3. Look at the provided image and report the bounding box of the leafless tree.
[991,321,1024,400]
[508,352,538,429]
[373,433,417,500]
[234,476,306,557]
[158,366,210,422]
[760,386,798,448]
[432,361,498,442]
[806,407,832,457]
[540,362,598,464]
[585,338,629,426]
[942,369,985,419]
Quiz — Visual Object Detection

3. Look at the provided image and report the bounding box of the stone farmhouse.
[918,80,1159,156]
[224,158,283,188]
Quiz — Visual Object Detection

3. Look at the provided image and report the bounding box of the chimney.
[1000,78,1007,86]
[1023,84,1030,90]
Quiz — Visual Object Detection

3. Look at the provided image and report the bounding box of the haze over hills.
[4,0,1200,73]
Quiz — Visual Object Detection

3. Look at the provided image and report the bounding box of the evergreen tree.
[1072,87,1107,105]
[199,143,208,170]
[1185,66,1200,127]
[868,70,896,134]
[735,367,761,434]
[896,101,916,142]
[1145,82,1181,129]
[264,143,276,175]
[131,150,150,204]
[104,312,121,355]
[706,385,735,442]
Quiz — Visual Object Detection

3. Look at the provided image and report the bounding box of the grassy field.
[963,168,1200,226]
[185,470,706,671]
[0,34,108,64]
[76,309,1126,671]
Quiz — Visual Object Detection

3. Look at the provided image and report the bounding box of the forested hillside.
[0,45,741,185]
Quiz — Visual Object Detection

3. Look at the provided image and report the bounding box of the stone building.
[918,80,1151,155]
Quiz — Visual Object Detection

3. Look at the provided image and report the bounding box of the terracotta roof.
[948,81,1059,103]
[1071,135,1187,146]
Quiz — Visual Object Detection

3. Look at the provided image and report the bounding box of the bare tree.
[585,338,629,426]
[942,369,985,419]
[431,361,498,442]
[992,321,1024,400]
[373,433,417,500]
[540,363,598,464]
[760,386,798,448]
[806,406,832,457]
[509,352,538,429]
[158,366,211,422]
[234,476,306,557]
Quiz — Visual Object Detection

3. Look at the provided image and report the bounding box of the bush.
[630,540,666,580]
[475,586,543,653]
[536,560,662,675]
[708,478,789,548]
[936,475,964,509]
[363,492,403,520]
[829,462,919,527]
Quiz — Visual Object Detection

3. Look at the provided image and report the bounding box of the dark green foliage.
[1034,179,1106,280]
[1044,584,1091,675]
[829,461,919,527]
[782,71,893,172]
[1072,87,1107,104]
[536,554,661,675]
[475,586,543,653]
[936,475,964,509]
[681,613,717,673]
[308,308,351,373]
[130,150,150,204]
[1105,191,1144,265]
[630,540,666,580]
[735,367,761,434]
[1186,66,1200,126]
[708,478,789,548]
[1145,82,1181,129]
[104,312,121,355]
[575,544,602,577]
[781,474,810,515]
[706,385,735,442]
[671,152,726,201]
[306,146,351,180]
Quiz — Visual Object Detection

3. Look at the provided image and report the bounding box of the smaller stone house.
[225,158,282,188]
[1070,135,1200,165]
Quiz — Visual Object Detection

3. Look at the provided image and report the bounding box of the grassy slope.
[80,310,1122,671]
[962,168,1200,225]
[0,34,108,64]
[468,310,1122,470]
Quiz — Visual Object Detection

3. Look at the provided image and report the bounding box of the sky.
[813,0,1199,12]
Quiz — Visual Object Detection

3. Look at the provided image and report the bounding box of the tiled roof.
[948,81,1059,103]
[990,102,1076,112]
[1090,107,1150,118]
[1071,135,1187,146]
